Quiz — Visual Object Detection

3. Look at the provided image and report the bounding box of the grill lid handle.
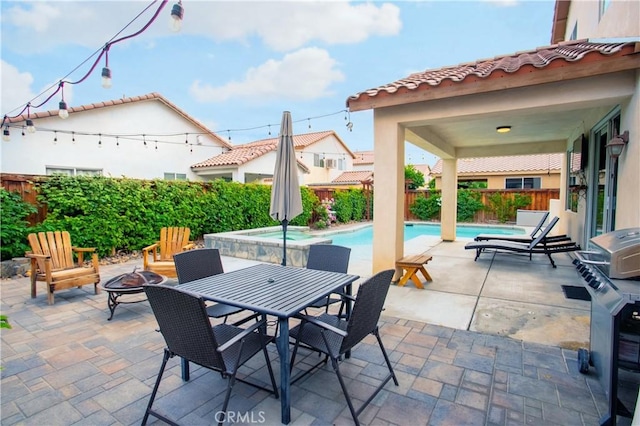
[574,250,610,266]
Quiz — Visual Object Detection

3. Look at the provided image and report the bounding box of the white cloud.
[189,47,344,103]
[1,60,75,116]
[2,1,402,54]
[2,2,161,53]
[184,1,402,51]
[1,60,36,114]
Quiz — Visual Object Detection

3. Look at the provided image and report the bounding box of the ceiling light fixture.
[2,127,10,142]
[169,1,184,32]
[496,126,511,133]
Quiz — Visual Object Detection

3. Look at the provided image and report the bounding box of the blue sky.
[1,0,555,167]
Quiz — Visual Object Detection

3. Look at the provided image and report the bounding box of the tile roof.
[191,130,347,171]
[331,171,374,184]
[353,150,374,165]
[347,40,638,107]
[430,154,563,175]
[5,92,231,149]
[191,141,278,168]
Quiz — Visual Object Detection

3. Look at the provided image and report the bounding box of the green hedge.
[22,176,316,257]
[0,188,37,260]
[0,176,374,260]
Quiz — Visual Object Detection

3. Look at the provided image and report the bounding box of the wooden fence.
[1,174,558,225]
[404,189,560,222]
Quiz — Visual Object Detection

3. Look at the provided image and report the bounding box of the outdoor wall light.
[58,100,69,119]
[101,67,112,89]
[496,126,512,133]
[606,130,629,159]
[26,119,36,134]
[169,1,184,32]
[2,127,10,142]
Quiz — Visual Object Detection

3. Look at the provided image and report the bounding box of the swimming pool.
[324,223,526,248]
[205,223,525,266]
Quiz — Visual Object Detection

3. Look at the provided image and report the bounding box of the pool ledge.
[204,226,332,267]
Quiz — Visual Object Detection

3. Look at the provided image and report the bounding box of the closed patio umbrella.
[270,111,303,266]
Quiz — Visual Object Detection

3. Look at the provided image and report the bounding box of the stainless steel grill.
[573,228,640,425]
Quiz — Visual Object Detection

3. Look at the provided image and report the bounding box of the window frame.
[504,177,541,189]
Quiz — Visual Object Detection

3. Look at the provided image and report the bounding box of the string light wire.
[1,0,171,127]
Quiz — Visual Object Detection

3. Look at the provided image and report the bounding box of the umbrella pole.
[282,219,288,266]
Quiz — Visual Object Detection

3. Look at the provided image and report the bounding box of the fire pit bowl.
[101,268,165,320]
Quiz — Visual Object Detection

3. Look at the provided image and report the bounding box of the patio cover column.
[441,158,457,241]
[372,112,405,273]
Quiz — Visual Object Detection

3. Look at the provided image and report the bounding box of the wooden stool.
[394,253,433,289]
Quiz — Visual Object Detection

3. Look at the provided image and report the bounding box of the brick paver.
[0,262,608,425]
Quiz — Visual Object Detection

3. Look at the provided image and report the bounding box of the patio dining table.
[175,262,360,424]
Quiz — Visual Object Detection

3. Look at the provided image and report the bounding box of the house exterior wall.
[566,0,639,40]
[352,163,374,172]
[615,71,640,229]
[561,1,640,237]
[1,101,227,180]
[298,135,354,185]
[433,172,561,190]
[237,151,279,183]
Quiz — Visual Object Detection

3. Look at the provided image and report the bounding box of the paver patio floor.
[0,239,635,425]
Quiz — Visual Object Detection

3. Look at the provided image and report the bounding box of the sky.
[0,0,556,167]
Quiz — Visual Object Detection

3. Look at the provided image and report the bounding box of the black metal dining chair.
[304,244,351,314]
[173,248,244,323]
[142,284,279,426]
[289,269,398,426]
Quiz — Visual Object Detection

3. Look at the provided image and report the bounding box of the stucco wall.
[299,135,354,185]
[434,172,561,190]
[566,0,640,40]
[1,101,227,180]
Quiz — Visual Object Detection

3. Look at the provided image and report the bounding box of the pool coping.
[205,222,530,267]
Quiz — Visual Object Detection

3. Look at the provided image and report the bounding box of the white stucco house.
[347,0,639,273]
[191,130,355,185]
[1,92,231,180]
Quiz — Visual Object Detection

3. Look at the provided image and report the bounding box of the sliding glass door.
[586,111,620,239]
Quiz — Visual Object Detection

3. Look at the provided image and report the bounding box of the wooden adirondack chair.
[142,227,195,278]
[26,231,101,305]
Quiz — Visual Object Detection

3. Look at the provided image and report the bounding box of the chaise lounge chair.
[474,211,570,244]
[465,216,581,267]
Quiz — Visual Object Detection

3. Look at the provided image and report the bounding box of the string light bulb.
[26,118,36,134]
[169,1,184,32]
[25,104,36,134]
[58,82,69,119]
[2,127,10,142]
[101,67,112,89]
[58,100,69,119]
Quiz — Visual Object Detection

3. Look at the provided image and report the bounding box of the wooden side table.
[393,253,433,289]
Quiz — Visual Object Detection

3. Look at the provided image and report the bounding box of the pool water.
[327,223,525,247]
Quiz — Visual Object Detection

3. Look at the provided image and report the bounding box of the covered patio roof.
[347,39,638,159]
[345,38,639,273]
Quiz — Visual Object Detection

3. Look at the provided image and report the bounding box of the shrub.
[485,192,532,223]
[410,193,441,220]
[456,189,484,222]
[333,191,353,223]
[0,188,37,260]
